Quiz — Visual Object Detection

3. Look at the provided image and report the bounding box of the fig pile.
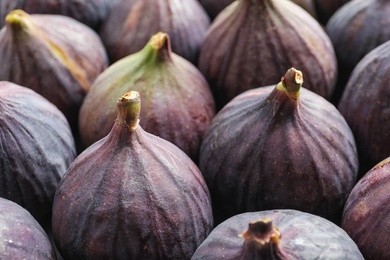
[0,0,389,258]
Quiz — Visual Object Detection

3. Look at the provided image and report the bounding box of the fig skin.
[53,91,213,259]
[0,197,56,259]
[341,157,390,260]
[326,0,390,103]
[338,40,390,175]
[199,68,358,224]
[0,9,109,132]
[0,81,76,225]
[79,32,215,161]
[0,0,120,31]
[192,209,364,259]
[99,0,210,64]
[198,0,337,109]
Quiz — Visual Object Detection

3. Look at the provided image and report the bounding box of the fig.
[53,91,213,259]
[0,197,56,259]
[198,0,337,109]
[314,0,351,25]
[192,209,364,259]
[0,9,108,132]
[0,81,76,225]
[326,0,390,103]
[199,68,358,224]
[338,40,390,174]
[99,0,210,64]
[341,157,390,260]
[79,32,215,161]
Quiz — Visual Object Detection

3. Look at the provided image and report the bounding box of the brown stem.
[115,91,141,131]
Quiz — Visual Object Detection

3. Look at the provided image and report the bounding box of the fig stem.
[115,91,141,131]
[141,32,172,64]
[5,9,33,32]
[239,218,286,259]
[276,67,303,100]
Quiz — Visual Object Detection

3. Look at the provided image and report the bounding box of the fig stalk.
[5,9,34,34]
[115,91,141,131]
[276,67,303,100]
[239,218,287,259]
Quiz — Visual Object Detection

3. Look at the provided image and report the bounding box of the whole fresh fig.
[0,197,56,259]
[342,157,390,260]
[53,91,213,259]
[199,68,358,224]
[100,0,210,64]
[0,0,120,31]
[198,0,337,109]
[326,0,390,103]
[338,40,390,174]
[193,209,364,259]
[0,81,76,225]
[0,9,108,131]
[79,32,215,161]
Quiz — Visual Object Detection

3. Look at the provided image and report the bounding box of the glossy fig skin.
[198,0,337,109]
[0,198,56,259]
[326,0,390,101]
[79,32,215,161]
[100,0,210,64]
[192,209,364,260]
[338,40,390,174]
[199,71,358,224]
[341,157,390,260]
[53,92,213,259]
[0,10,108,131]
[0,81,76,224]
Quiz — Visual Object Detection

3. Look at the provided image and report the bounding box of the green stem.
[276,67,303,100]
[116,91,141,131]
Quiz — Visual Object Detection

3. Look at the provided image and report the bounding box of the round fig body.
[326,0,390,101]
[192,209,364,259]
[100,0,210,64]
[342,157,390,260]
[0,81,76,224]
[198,0,337,109]
[0,10,108,131]
[53,91,213,259]
[199,68,358,224]
[338,40,390,173]
[0,197,56,259]
[79,32,215,161]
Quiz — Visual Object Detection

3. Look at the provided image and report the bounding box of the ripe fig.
[193,209,364,259]
[0,197,56,259]
[198,0,337,109]
[53,91,213,259]
[338,40,390,174]
[0,9,109,132]
[326,0,390,103]
[79,32,215,161]
[342,157,390,260]
[199,68,358,224]
[0,0,120,31]
[0,81,76,225]
[100,0,210,64]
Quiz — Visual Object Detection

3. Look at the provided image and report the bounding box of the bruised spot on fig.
[276,67,303,100]
[116,91,141,131]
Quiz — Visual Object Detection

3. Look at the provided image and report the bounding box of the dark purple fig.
[198,0,337,109]
[79,32,215,161]
[0,9,108,131]
[53,91,213,259]
[314,0,351,25]
[100,0,210,64]
[0,81,76,225]
[198,0,235,20]
[199,68,358,224]
[338,40,390,175]
[0,0,120,31]
[326,0,390,103]
[193,209,364,259]
[0,197,56,259]
[341,157,390,260]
